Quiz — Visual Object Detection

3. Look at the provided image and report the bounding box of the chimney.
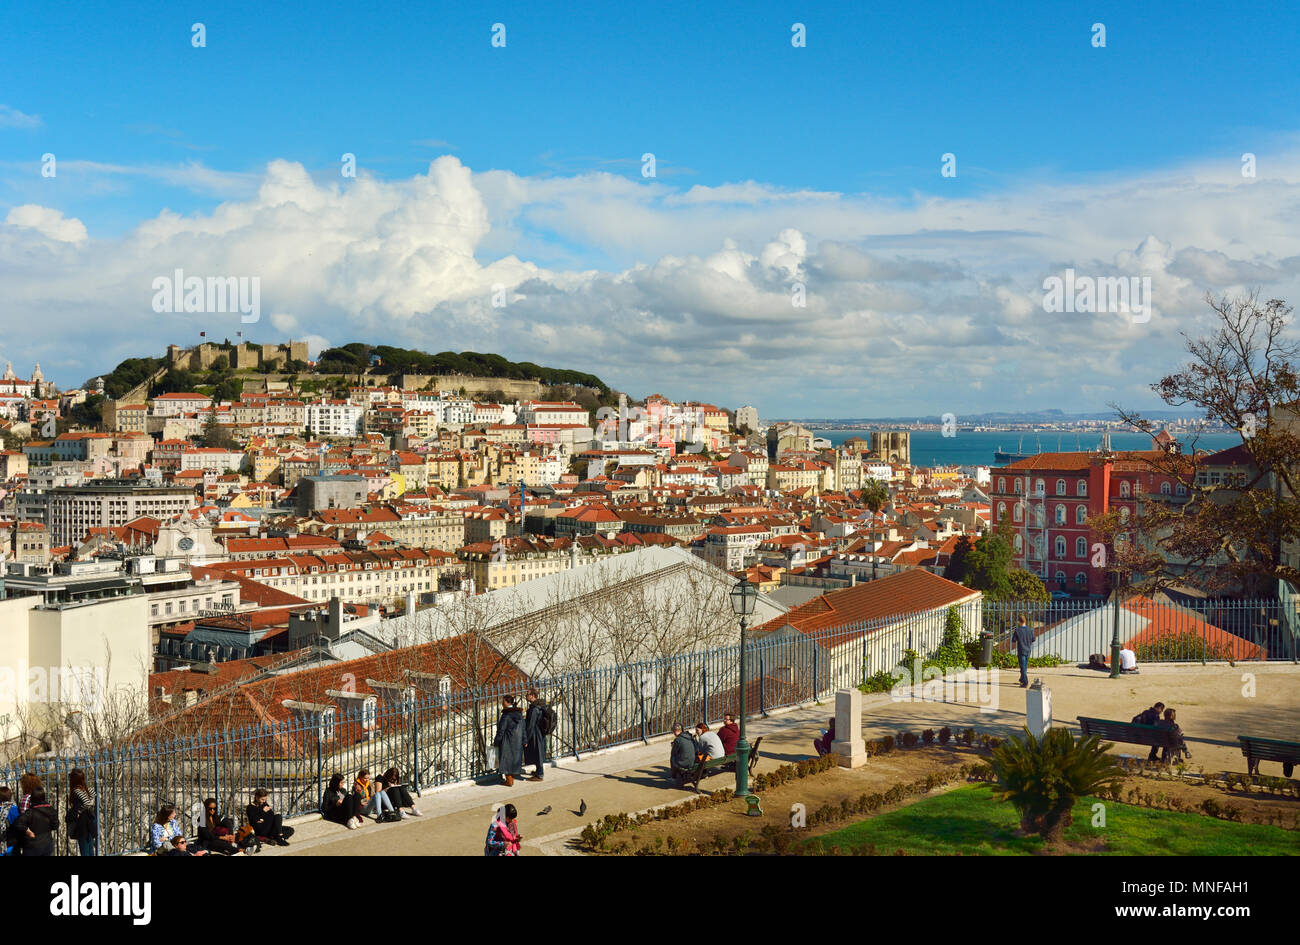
[328,596,343,639]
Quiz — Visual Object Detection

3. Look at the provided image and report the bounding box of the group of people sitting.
[150,787,296,856]
[319,767,422,830]
[668,715,740,782]
[1132,701,1191,762]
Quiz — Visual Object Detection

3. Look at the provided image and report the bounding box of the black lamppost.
[730,578,758,797]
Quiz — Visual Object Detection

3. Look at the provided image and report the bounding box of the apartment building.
[210,548,454,605]
[45,482,197,548]
[306,401,365,438]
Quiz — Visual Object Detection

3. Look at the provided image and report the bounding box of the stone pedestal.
[1026,684,1052,738]
[829,688,867,768]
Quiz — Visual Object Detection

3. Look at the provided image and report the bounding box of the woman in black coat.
[493,696,526,786]
[196,798,240,854]
[320,772,363,828]
[14,788,57,856]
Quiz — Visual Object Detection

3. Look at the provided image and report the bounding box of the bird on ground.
[537,805,551,815]
[578,799,587,816]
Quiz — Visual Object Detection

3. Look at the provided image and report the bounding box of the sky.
[1,0,1298,419]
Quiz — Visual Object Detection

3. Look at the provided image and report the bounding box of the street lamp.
[730,578,758,798]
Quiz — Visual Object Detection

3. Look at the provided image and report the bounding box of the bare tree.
[1110,292,1300,596]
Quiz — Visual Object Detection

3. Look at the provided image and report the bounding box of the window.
[1055,504,1066,525]
[1075,572,1087,585]
[1014,534,1023,552]
[1176,484,1187,497]
[997,477,1006,494]
[1056,479,1066,495]
[1035,479,1045,497]
[1014,503,1022,522]
[1055,536,1066,558]
[1076,505,1087,525]
[1120,481,1131,498]
[1014,479,1023,494]
[1076,536,1087,558]
[1120,507,1130,523]
[1055,570,1066,584]
[1077,480,1087,497]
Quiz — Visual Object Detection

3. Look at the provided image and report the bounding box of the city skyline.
[2,1,1298,416]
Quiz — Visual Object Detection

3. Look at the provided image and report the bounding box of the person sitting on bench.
[669,723,698,781]
[694,722,724,762]
[1156,708,1190,762]
[1132,702,1165,761]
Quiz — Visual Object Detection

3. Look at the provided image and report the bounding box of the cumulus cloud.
[2,151,1300,415]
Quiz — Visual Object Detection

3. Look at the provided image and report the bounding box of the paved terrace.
[266,662,1300,856]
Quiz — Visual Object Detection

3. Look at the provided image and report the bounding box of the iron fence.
[6,595,1293,855]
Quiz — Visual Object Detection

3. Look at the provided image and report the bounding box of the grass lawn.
[803,785,1300,855]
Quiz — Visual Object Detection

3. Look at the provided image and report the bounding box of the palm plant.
[989,727,1122,844]
[859,479,890,579]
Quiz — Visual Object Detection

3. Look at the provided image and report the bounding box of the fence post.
[759,652,767,717]
[412,695,420,794]
[702,664,709,723]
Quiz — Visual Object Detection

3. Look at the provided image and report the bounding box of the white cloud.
[2,151,1299,415]
[0,105,41,129]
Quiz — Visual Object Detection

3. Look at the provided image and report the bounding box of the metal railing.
[6,595,1294,855]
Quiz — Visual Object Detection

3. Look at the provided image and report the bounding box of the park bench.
[1077,716,1183,758]
[1237,735,1300,778]
[676,736,763,792]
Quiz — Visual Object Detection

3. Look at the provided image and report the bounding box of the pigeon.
[537,805,551,816]
[578,799,587,817]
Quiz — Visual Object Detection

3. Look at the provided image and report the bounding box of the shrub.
[989,728,1122,843]
[902,732,919,749]
[922,729,936,746]
[938,726,952,745]
[880,735,895,753]
[960,728,975,746]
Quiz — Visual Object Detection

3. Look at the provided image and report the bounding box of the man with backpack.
[524,689,556,782]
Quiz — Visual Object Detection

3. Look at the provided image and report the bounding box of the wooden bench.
[676,736,763,792]
[1238,735,1299,778]
[1077,716,1184,758]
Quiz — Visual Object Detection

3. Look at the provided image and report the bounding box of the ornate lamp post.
[730,578,758,798]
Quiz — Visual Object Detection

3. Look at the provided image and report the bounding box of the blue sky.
[2,0,1299,417]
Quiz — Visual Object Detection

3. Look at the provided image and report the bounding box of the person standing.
[493,695,526,787]
[0,787,19,856]
[1012,615,1034,688]
[484,804,521,856]
[15,788,58,856]
[17,773,40,814]
[66,768,96,857]
[523,689,552,782]
[718,713,740,756]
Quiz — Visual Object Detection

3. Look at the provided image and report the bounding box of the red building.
[989,448,1187,596]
